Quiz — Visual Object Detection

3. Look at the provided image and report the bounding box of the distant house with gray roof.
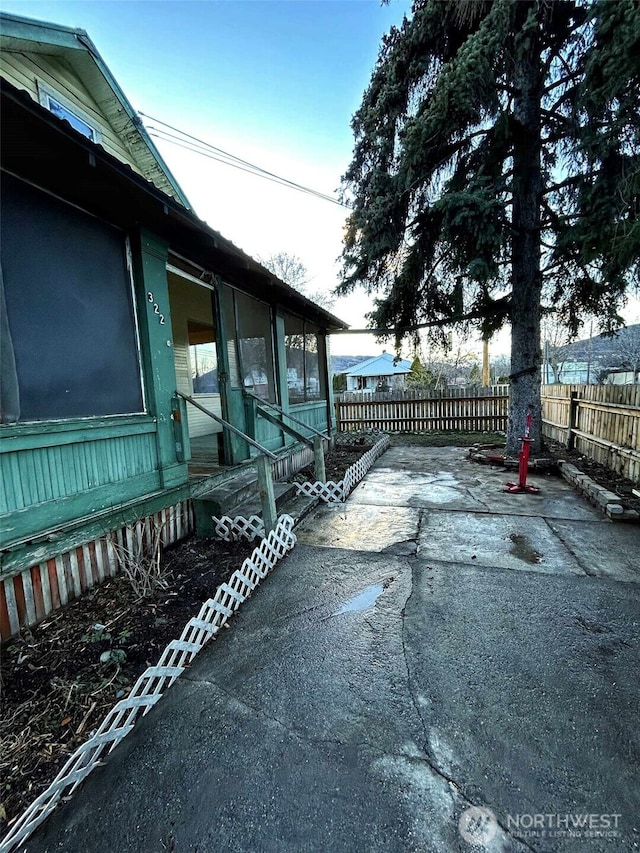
[345,352,412,392]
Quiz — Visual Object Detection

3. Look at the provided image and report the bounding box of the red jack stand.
[504,412,540,494]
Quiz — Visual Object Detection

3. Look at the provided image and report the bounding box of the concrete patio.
[25,445,640,852]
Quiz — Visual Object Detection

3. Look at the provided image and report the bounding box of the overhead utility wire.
[148,127,345,207]
[148,127,339,205]
[139,111,348,208]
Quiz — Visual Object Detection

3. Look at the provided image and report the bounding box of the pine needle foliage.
[340,0,639,450]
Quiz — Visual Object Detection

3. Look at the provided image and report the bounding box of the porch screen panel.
[0,173,143,421]
[235,291,276,402]
[304,332,322,400]
[284,314,305,404]
[220,284,241,388]
[283,313,326,403]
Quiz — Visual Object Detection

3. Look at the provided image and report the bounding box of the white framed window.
[37,82,101,143]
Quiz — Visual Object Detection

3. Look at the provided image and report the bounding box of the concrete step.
[230,488,318,530]
[229,481,298,519]
[197,469,262,513]
[194,476,299,537]
[279,492,319,527]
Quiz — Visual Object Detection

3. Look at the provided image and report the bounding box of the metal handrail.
[249,397,313,447]
[244,390,330,440]
[176,391,278,460]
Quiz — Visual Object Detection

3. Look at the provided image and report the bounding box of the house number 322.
[147,291,165,325]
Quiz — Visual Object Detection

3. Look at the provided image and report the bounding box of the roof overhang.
[0,79,349,332]
[0,11,192,208]
[346,367,412,377]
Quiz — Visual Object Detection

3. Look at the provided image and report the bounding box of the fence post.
[256,454,277,533]
[313,435,326,482]
[567,390,579,450]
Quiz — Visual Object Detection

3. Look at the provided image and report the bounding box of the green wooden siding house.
[0,13,346,641]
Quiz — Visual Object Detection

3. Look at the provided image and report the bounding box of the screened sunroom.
[167,259,337,476]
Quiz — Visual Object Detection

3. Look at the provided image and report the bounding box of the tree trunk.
[506,6,544,455]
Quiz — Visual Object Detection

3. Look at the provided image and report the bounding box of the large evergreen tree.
[339,0,639,452]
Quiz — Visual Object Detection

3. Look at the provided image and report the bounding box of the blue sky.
[1,0,414,352]
[0,1,408,159]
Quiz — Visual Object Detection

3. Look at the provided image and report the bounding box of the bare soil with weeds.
[0,536,254,835]
[544,440,640,514]
[299,438,375,483]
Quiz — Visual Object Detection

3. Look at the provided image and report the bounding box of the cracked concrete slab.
[418,510,585,575]
[402,558,640,852]
[348,471,598,519]
[544,518,640,582]
[348,472,486,511]
[296,503,420,552]
[370,446,601,520]
[23,444,640,853]
[26,541,640,853]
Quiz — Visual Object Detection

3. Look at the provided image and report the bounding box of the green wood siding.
[288,401,330,434]
[0,424,160,545]
[0,430,157,510]
[253,407,287,452]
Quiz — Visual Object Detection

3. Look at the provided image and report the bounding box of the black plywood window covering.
[0,173,144,422]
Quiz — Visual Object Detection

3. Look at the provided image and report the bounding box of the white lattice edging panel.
[211,514,265,541]
[295,435,390,504]
[0,515,297,853]
[296,480,346,504]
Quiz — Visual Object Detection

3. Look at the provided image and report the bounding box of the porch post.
[131,228,187,488]
[313,434,326,482]
[323,333,336,442]
[274,312,291,444]
[256,454,277,533]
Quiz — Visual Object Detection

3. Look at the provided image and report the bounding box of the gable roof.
[1,78,349,333]
[345,352,412,377]
[0,11,191,208]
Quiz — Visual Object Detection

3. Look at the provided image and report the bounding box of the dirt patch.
[299,439,374,483]
[391,430,507,448]
[544,440,640,514]
[0,535,255,835]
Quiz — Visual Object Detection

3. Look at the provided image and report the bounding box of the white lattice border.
[295,435,391,504]
[211,514,265,541]
[0,515,297,853]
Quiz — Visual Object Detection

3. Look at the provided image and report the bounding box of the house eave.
[0,79,349,331]
[0,10,192,209]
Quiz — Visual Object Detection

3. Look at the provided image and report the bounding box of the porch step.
[194,469,262,516]
[278,492,319,527]
[228,481,298,519]
[228,489,318,531]
[193,473,296,537]
[227,483,319,527]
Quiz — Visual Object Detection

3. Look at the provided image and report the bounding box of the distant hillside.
[556,323,640,362]
[330,355,372,375]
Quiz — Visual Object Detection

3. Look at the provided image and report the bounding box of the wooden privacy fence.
[541,384,640,483]
[335,386,509,433]
[334,383,640,482]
